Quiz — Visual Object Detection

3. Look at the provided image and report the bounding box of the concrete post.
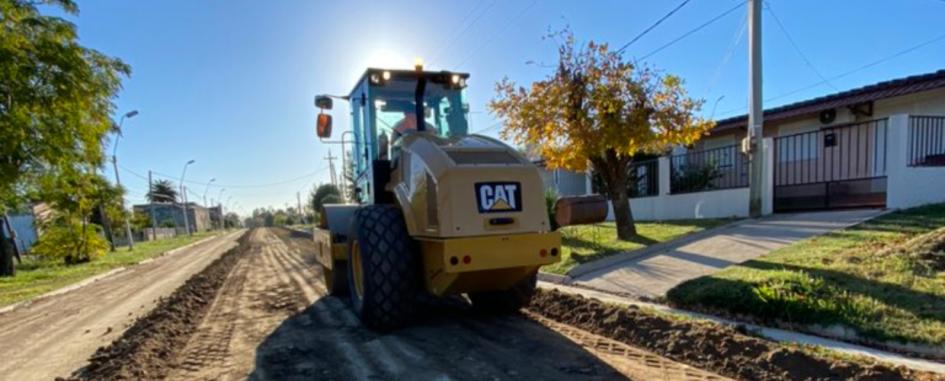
[885,114,910,209]
[584,169,593,195]
[762,137,775,215]
[747,0,765,217]
[658,156,671,196]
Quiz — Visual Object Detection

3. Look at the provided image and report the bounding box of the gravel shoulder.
[0,231,244,381]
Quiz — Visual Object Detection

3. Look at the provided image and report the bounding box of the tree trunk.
[611,185,637,240]
[597,152,637,241]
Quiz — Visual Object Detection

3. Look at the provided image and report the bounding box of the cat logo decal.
[475,182,522,213]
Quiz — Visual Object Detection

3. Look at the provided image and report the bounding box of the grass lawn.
[543,218,734,275]
[0,232,217,306]
[667,203,945,347]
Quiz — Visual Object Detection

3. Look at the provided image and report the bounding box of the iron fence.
[772,118,888,212]
[628,158,659,198]
[909,115,945,167]
[670,144,748,194]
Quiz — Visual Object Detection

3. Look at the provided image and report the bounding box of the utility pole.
[93,166,115,251]
[325,149,338,188]
[296,191,305,224]
[748,0,765,218]
[112,155,134,250]
[111,110,138,249]
[148,170,157,240]
[179,160,195,236]
[183,186,193,236]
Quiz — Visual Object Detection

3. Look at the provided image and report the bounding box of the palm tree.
[147,179,178,203]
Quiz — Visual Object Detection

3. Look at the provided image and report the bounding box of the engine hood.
[392,132,551,238]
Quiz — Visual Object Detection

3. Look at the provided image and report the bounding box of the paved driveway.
[573,209,885,298]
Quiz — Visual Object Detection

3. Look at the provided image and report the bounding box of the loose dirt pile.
[61,232,249,381]
[528,289,944,381]
[892,226,945,270]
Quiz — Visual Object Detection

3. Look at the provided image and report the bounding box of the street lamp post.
[216,188,226,230]
[202,178,215,231]
[179,160,195,236]
[202,178,216,207]
[112,110,139,250]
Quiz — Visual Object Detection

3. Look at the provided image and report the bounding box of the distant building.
[533,159,590,197]
[133,202,211,232]
[207,205,222,229]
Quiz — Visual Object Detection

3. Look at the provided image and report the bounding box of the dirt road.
[0,231,244,381]
[91,227,723,381]
[10,226,934,381]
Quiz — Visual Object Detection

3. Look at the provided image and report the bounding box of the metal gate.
[773,119,888,212]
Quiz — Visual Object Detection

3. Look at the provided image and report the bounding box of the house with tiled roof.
[541,69,945,220]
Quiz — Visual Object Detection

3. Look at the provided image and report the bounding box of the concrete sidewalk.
[573,209,885,298]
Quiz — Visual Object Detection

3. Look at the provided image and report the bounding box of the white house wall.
[873,87,945,117]
[886,114,945,209]
[604,188,750,221]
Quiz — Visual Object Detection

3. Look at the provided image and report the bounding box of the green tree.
[223,212,240,228]
[147,179,178,203]
[131,210,151,231]
[0,0,130,212]
[309,183,342,215]
[343,156,357,202]
[32,168,118,263]
[490,31,712,240]
[0,0,129,267]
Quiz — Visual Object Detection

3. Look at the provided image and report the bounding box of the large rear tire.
[347,205,420,331]
[469,271,537,314]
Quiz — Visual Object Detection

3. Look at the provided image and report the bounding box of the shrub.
[32,221,108,264]
[671,162,723,193]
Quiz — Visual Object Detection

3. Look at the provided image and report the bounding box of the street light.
[112,110,138,250]
[200,178,215,232]
[216,188,227,230]
[202,178,216,206]
[179,159,195,236]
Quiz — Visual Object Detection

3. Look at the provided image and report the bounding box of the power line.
[119,165,150,181]
[639,1,747,61]
[128,165,330,189]
[716,32,945,118]
[429,0,497,67]
[472,121,503,135]
[616,0,692,54]
[764,1,837,91]
[455,0,538,69]
[704,16,747,97]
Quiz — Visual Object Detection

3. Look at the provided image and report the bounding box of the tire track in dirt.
[167,229,304,380]
[251,228,716,381]
[70,228,733,381]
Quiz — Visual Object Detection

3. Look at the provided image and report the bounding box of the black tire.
[469,271,537,314]
[347,205,420,331]
[323,257,348,296]
[0,241,13,277]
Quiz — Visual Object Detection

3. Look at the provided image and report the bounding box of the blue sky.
[62,0,945,215]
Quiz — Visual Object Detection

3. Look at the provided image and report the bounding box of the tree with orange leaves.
[489,32,713,240]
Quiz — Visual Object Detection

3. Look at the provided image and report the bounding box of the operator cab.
[316,67,471,204]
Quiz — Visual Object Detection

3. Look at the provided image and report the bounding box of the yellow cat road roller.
[311,66,606,331]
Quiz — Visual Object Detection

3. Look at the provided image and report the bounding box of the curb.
[536,271,571,285]
[0,232,231,316]
[566,218,749,279]
[538,281,945,375]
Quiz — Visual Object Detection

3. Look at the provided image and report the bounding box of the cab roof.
[348,68,470,97]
